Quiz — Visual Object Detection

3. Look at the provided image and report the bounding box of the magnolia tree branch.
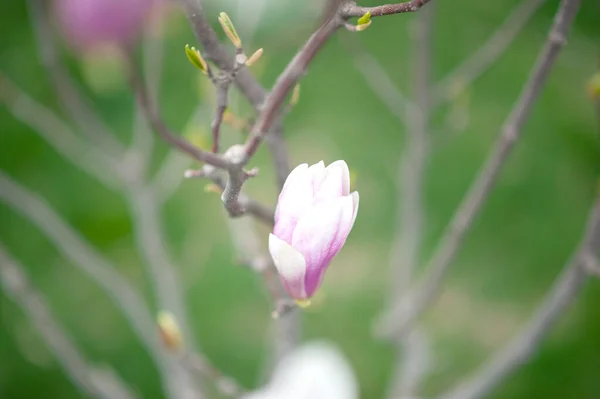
[341,0,434,18]
[434,0,548,105]
[131,16,165,169]
[379,0,582,337]
[384,4,434,399]
[0,243,139,399]
[439,189,600,399]
[177,0,291,186]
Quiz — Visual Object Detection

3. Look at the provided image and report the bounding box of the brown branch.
[434,0,548,105]
[242,16,341,159]
[342,0,433,18]
[439,188,600,399]
[127,59,231,170]
[0,243,140,399]
[185,166,274,224]
[379,0,583,337]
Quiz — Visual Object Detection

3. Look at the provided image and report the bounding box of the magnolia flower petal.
[325,160,350,196]
[308,161,327,192]
[243,341,358,399]
[322,192,358,268]
[291,196,353,296]
[313,163,345,204]
[350,191,360,230]
[274,163,314,243]
[305,196,355,296]
[269,233,307,299]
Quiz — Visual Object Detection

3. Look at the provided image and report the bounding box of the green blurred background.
[1,0,600,398]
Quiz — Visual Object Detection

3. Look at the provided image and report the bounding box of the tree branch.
[341,0,434,18]
[0,243,140,399]
[434,0,548,105]
[128,64,231,169]
[177,0,292,187]
[379,0,583,337]
[439,189,600,399]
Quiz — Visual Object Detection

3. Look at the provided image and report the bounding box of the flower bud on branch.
[268,161,359,306]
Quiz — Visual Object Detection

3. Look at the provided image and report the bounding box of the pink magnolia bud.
[53,0,157,51]
[269,161,359,304]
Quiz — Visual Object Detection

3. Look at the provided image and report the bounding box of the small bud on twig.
[290,84,301,107]
[218,12,242,48]
[246,48,264,67]
[586,72,600,100]
[185,44,209,75]
[157,311,183,352]
[356,11,372,31]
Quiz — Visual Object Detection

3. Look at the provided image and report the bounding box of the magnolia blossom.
[268,160,359,304]
[242,341,358,399]
[53,0,157,51]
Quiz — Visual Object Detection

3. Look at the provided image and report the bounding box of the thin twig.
[434,0,548,105]
[340,36,414,127]
[182,352,246,398]
[385,4,434,399]
[342,0,434,18]
[127,59,230,169]
[0,243,140,399]
[439,188,600,399]
[131,12,165,169]
[242,16,341,160]
[378,0,582,337]
[125,182,199,354]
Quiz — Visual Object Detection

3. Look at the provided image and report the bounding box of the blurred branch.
[340,36,414,127]
[439,190,600,399]
[27,0,125,157]
[434,0,548,105]
[0,243,140,399]
[379,0,582,337]
[0,172,204,399]
[384,4,434,399]
[130,14,166,169]
[182,352,246,398]
[0,172,161,359]
[0,74,121,189]
[387,328,431,399]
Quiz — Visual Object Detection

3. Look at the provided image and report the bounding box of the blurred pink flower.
[53,0,157,51]
[269,160,359,304]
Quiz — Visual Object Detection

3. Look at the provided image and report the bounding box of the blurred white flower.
[243,341,358,399]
